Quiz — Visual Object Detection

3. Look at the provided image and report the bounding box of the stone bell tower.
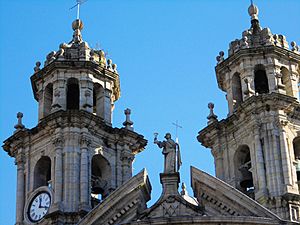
[2,19,147,225]
[197,3,300,222]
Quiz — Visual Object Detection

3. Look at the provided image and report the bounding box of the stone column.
[51,76,65,113]
[272,128,282,196]
[79,136,91,211]
[115,143,123,188]
[53,137,64,209]
[15,153,25,225]
[265,65,277,93]
[37,90,44,121]
[102,89,112,124]
[121,149,134,183]
[253,124,267,194]
[80,77,93,113]
[279,121,293,187]
[212,148,224,180]
[268,123,278,196]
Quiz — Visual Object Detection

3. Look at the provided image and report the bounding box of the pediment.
[191,166,281,220]
[139,194,204,220]
[78,169,151,225]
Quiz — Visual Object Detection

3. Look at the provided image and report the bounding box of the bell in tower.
[198,2,300,222]
[3,18,147,225]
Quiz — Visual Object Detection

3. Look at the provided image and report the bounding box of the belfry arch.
[234,145,254,198]
[66,78,80,110]
[281,67,293,97]
[91,154,111,200]
[93,83,104,116]
[33,156,51,189]
[254,65,269,94]
[232,72,243,108]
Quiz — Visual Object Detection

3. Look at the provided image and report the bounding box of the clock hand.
[38,196,42,208]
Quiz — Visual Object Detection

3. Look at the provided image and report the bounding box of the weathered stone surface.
[199,3,300,222]
[78,169,151,225]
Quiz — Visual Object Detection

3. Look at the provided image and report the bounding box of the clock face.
[28,192,51,222]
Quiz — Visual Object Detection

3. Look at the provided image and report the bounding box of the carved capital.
[15,153,25,168]
[13,141,24,152]
[121,151,134,165]
[52,137,64,148]
[275,120,288,132]
[211,149,222,159]
[252,117,262,134]
[80,136,91,148]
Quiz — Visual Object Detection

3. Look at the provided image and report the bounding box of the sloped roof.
[191,166,282,219]
[78,169,151,225]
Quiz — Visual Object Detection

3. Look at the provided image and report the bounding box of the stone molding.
[191,166,281,220]
[78,169,151,225]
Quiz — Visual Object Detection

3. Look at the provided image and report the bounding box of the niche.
[66,78,80,110]
[254,65,269,94]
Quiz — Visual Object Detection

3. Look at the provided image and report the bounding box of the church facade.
[2,3,300,225]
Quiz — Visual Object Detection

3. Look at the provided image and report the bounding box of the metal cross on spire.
[70,0,88,20]
[172,120,183,143]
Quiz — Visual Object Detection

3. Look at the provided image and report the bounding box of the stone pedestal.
[160,172,180,196]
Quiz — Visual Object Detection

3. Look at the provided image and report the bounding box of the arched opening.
[234,145,254,198]
[93,83,103,116]
[34,156,51,189]
[91,154,111,204]
[293,137,300,184]
[44,83,53,116]
[281,67,293,97]
[254,65,269,94]
[66,78,79,110]
[232,73,243,109]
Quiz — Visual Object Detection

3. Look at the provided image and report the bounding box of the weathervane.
[70,0,88,20]
[172,120,183,143]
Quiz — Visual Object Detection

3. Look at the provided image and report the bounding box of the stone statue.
[154,133,181,173]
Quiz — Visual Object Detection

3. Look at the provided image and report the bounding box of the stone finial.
[216,51,224,64]
[14,112,25,130]
[72,19,84,43]
[89,49,95,61]
[123,108,134,131]
[248,3,259,21]
[99,50,106,66]
[72,19,84,31]
[45,51,56,65]
[34,61,41,72]
[291,41,299,52]
[242,36,249,48]
[107,59,112,70]
[112,63,118,73]
[207,102,218,125]
[56,43,65,58]
[248,3,261,33]
[180,182,187,195]
[273,34,279,45]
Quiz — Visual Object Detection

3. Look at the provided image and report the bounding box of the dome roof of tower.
[215,4,300,65]
[35,19,118,75]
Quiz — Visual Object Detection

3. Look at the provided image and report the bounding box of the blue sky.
[0,0,299,224]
